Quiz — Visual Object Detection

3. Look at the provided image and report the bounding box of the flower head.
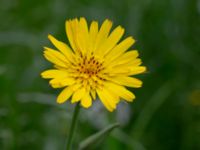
[41,17,146,111]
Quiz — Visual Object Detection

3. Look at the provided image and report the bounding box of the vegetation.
[0,0,199,149]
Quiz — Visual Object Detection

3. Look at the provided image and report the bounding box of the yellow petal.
[102,87,119,109]
[108,50,139,66]
[88,21,98,53]
[104,65,146,76]
[125,58,142,66]
[48,34,74,62]
[81,92,92,108]
[61,78,76,86]
[90,89,96,100]
[71,82,82,91]
[43,47,67,67]
[104,67,130,76]
[96,26,124,57]
[57,86,73,103]
[109,76,143,88]
[94,19,112,53]
[128,66,147,75]
[96,88,117,112]
[71,87,86,103]
[41,69,69,79]
[105,82,135,102]
[105,36,135,64]
[50,83,63,88]
[110,58,142,69]
[69,18,81,53]
[49,77,75,88]
[76,17,89,54]
[65,20,77,51]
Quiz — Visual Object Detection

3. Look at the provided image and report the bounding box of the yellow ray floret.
[41,17,146,112]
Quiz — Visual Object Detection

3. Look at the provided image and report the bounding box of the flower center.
[72,54,107,89]
[76,56,104,78]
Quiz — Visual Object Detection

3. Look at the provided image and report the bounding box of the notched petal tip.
[57,99,65,104]
[116,25,124,31]
[81,104,92,109]
[47,34,53,39]
[43,46,49,51]
[65,19,71,23]
[81,101,92,108]
[105,18,113,23]
[132,49,139,54]
[107,108,115,112]
[90,21,98,27]
[79,16,86,21]
[124,94,136,103]
[69,18,78,23]
[48,34,57,42]
[80,94,92,108]
[56,87,73,104]
[141,66,147,73]
[40,71,47,78]
[56,96,67,104]
[144,66,147,72]
[129,36,136,45]
[121,27,125,34]
[136,81,143,88]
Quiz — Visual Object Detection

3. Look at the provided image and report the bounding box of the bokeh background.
[0,0,200,149]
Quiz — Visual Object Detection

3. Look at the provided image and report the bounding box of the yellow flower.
[41,17,146,112]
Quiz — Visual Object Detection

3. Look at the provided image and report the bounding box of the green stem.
[66,103,81,150]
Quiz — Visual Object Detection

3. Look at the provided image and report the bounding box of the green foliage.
[0,0,200,150]
[79,123,119,150]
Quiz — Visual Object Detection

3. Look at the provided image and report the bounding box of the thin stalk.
[66,103,81,150]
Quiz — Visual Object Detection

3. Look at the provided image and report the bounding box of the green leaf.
[79,123,120,150]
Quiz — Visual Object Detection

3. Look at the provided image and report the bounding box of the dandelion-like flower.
[41,17,146,112]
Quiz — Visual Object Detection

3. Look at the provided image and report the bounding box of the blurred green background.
[0,0,200,149]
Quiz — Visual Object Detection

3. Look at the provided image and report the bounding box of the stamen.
[73,55,106,89]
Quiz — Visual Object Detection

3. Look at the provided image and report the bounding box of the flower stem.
[66,103,80,150]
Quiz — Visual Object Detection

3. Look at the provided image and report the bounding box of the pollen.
[70,54,106,90]
[77,56,103,76]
